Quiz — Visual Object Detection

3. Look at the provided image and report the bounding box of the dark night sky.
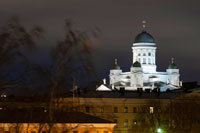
[0,0,200,83]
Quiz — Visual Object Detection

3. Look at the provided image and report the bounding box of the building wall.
[0,123,115,133]
[132,45,157,73]
[62,97,170,133]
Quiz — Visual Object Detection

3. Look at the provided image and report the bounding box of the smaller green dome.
[168,58,177,69]
[168,63,177,69]
[112,59,121,70]
[132,61,141,67]
[112,64,120,70]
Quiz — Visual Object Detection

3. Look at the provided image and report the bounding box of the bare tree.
[0,16,44,90]
[0,16,99,133]
[168,94,200,133]
[129,99,168,133]
[28,19,98,133]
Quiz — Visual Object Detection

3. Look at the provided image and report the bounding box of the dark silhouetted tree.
[0,16,44,90]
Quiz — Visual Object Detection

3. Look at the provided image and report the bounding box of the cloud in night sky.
[0,0,200,83]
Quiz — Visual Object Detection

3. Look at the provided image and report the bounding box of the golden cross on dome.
[115,58,118,65]
[142,20,146,29]
[171,57,174,64]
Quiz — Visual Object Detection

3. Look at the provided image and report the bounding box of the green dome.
[168,63,177,69]
[112,64,121,70]
[112,59,121,70]
[132,61,141,67]
[134,21,155,43]
[134,31,155,43]
[168,58,177,69]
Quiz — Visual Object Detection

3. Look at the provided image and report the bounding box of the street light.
[157,128,162,133]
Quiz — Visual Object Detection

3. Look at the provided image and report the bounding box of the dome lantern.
[134,21,155,43]
[112,59,121,70]
[132,61,141,67]
[168,58,177,69]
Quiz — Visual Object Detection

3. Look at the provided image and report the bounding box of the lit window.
[114,107,118,113]
[1,94,6,98]
[150,107,154,114]
[148,53,151,56]
[124,106,128,113]
[133,107,137,113]
[86,106,90,113]
[124,119,128,128]
[133,120,137,126]
[100,106,104,113]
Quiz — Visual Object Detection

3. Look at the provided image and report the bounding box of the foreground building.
[0,89,200,133]
[0,107,115,133]
[62,91,200,133]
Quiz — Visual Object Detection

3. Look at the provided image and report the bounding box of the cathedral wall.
[143,73,169,83]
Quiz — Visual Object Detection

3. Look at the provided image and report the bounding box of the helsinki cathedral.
[97,21,182,92]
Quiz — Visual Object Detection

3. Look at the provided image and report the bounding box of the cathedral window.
[148,53,151,56]
[143,58,146,64]
[148,58,151,64]
[138,53,141,56]
[143,53,146,56]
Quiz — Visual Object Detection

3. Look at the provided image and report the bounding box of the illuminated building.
[99,21,181,92]
[62,91,200,133]
[0,109,115,133]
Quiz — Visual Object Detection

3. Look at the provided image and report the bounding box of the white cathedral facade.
[97,22,181,92]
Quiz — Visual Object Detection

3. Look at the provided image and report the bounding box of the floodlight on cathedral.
[97,21,181,92]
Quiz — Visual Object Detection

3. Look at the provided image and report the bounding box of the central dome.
[134,31,155,43]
